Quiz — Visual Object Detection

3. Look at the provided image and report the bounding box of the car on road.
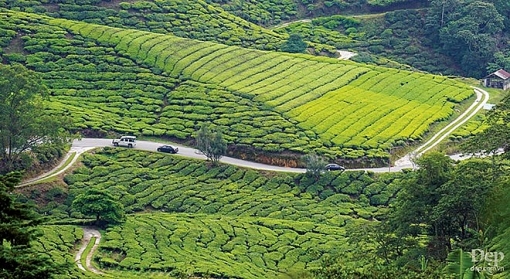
[157,145,179,154]
[112,136,136,148]
[325,163,345,171]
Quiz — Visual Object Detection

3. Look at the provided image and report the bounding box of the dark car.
[325,163,345,171]
[157,145,179,154]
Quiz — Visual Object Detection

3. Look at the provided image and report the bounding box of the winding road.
[27,87,490,275]
[69,86,490,173]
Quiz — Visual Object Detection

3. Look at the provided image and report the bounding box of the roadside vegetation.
[0,10,475,167]
[1,0,510,278]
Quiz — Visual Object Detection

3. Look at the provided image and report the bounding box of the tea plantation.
[0,3,494,278]
[0,10,474,162]
[31,147,405,277]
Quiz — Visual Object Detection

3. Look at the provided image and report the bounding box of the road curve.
[20,86,489,184]
[395,86,490,167]
[73,138,308,173]
[72,87,489,173]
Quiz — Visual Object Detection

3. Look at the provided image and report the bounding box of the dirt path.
[395,87,490,167]
[17,145,95,187]
[75,227,104,275]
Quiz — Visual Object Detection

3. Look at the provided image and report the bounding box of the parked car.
[157,145,179,154]
[325,163,345,171]
[112,136,136,148]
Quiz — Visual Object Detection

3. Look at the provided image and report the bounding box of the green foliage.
[72,187,126,226]
[444,248,477,279]
[0,63,72,173]
[195,122,227,166]
[462,94,510,165]
[302,153,327,180]
[280,33,308,53]
[209,0,297,26]
[61,148,400,222]
[389,152,501,262]
[429,0,505,77]
[0,172,69,278]
[1,0,286,51]
[98,213,349,278]
[0,11,475,162]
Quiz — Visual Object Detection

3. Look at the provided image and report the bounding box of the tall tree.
[0,172,67,278]
[432,160,493,241]
[0,64,72,174]
[427,0,504,77]
[437,1,504,77]
[390,152,454,259]
[195,123,227,166]
[72,188,126,227]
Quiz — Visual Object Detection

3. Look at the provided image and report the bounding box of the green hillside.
[100,213,345,278]
[33,147,403,277]
[0,10,474,164]
[0,0,287,51]
[1,1,508,279]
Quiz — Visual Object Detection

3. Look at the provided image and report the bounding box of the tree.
[0,64,73,174]
[389,152,454,259]
[195,123,227,166]
[432,160,493,241]
[390,152,499,261]
[435,1,504,77]
[72,188,125,226]
[280,33,308,53]
[0,172,68,278]
[302,153,327,180]
[461,94,510,180]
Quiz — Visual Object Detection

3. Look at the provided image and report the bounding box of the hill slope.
[0,10,473,164]
[34,147,403,277]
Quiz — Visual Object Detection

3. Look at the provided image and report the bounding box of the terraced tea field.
[57,17,473,157]
[45,147,403,277]
[99,213,347,278]
[32,225,84,278]
[0,11,474,161]
[65,148,401,221]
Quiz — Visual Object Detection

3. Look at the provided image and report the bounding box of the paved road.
[71,87,490,173]
[73,138,308,173]
[72,138,412,173]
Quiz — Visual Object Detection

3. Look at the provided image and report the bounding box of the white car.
[112,136,136,148]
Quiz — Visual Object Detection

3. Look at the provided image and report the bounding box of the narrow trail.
[75,227,104,275]
[18,145,95,187]
[395,87,490,167]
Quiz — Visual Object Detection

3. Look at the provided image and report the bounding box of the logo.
[470,249,505,275]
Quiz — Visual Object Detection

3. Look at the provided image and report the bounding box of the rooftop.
[493,69,510,80]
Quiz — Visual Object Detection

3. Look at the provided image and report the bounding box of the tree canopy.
[0,64,73,174]
[428,0,504,77]
[72,188,126,226]
[195,123,227,166]
[0,172,67,278]
[302,153,327,180]
[280,33,308,53]
[388,152,500,261]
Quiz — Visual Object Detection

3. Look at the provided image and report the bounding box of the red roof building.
[483,69,510,90]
